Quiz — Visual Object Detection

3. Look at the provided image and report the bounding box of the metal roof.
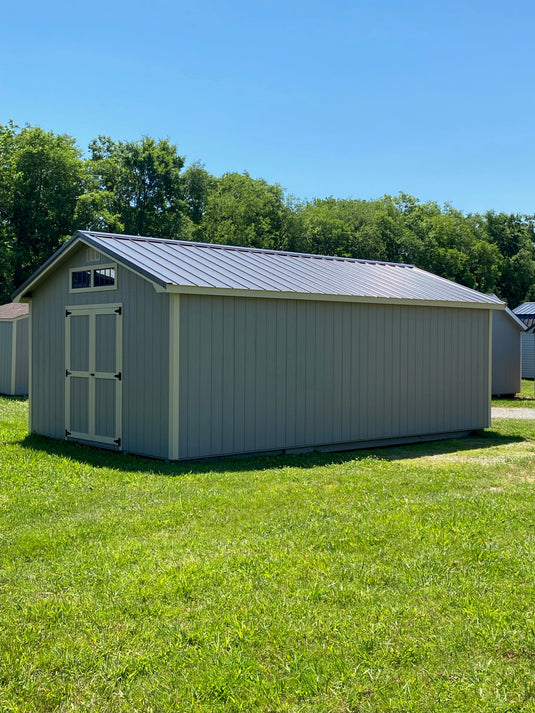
[81,232,503,306]
[513,302,535,316]
[0,302,29,320]
[513,303,535,329]
[13,230,505,308]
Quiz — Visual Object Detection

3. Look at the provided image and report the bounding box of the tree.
[0,122,85,300]
[83,136,190,238]
[181,161,215,229]
[482,212,535,306]
[299,197,409,261]
[200,172,300,250]
[467,239,502,294]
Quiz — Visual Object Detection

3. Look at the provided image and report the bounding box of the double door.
[65,303,123,447]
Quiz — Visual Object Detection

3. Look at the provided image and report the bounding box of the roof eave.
[503,307,528,331]
[163,283,505,309]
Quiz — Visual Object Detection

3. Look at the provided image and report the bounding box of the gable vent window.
[72,270,91,290]
[94,267,115,287]
[70,265,117,292]
[86,248,100,263]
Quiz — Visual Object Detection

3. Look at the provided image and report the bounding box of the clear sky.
[1,0,534,215]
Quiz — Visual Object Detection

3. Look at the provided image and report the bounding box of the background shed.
[513,303,535,380]
[491,306,525,396]
[0,302,29,395]
[13,231,503,460]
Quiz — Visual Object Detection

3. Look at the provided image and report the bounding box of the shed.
[13,231,504,460]
[513,303,535,379]
[491,305,525,396]
[0,302,29,396]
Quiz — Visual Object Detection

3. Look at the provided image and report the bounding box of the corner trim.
[488,309,493,425]
[28,304,32,430]
[168,294,180,460]
[10,319,17,395]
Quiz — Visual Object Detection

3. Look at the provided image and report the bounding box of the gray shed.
[513,303,535,379]
[491,306,525,396]
[0,302,29,396]
[13,231,504,460]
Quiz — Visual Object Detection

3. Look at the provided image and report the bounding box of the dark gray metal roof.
[12,230,505,308]
[75,231,502,306]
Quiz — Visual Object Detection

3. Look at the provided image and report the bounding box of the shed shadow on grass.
[17,428,527,477]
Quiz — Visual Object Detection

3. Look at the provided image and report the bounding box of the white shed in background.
[0,302,29,395]
[513,303,535,380]
[491,306,525,396]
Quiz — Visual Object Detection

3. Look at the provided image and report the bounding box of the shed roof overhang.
[502,307,528,331]
[158,282,505,310]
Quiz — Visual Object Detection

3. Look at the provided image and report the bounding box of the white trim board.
[168,294,180,460]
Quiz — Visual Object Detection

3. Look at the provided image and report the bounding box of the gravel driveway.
[492,407,535,419]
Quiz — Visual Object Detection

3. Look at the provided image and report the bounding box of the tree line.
[1,121,534,307]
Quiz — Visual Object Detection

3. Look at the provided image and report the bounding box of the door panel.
[69,315,89,372]
[95,313,117,373]
[65,304,122,447]
[70,377,89,434]
[94,379,116,439]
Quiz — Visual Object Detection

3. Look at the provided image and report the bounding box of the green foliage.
[84,135,190,238]
[0,122,85,300]
[467,240,502,294]
[200,172,302,251]
[482,212,535,305]
[181,161,216,227]
[1,120,535,308]
[298,198,392,260]
[2,397,535,711]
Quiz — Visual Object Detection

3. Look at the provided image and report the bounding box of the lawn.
[492,379,535,408]
[1,397,535,712]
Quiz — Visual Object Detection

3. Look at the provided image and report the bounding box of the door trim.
[65,303,123,447]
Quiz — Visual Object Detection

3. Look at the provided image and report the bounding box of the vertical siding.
[30,244,169,458]
[14,317,29,395]
[521,330,535,379]
[177,295,491,460]
[0,322,13,394]
[491,311,522,395]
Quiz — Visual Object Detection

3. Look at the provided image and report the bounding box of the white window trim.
[69,263,118,293]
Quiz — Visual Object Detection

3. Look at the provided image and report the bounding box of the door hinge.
[114,372,122,380]
[114,307,122,315]
[65,369,71,377]
[114,437,121,446]
[65,429,71,437]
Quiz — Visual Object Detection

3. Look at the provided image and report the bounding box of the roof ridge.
[80,231,414,269]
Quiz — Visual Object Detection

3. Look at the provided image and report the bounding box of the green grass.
[2,397,535,712]
[492,379,535,407]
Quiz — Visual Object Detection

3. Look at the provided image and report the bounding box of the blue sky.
[2,0,534,214]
